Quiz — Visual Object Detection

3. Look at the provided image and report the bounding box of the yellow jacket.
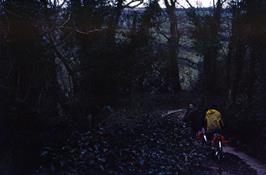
[205,109,223,131]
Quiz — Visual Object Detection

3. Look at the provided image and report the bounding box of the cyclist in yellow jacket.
[205,106,224,139]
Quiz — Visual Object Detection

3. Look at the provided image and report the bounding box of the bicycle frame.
[212,134,225,160]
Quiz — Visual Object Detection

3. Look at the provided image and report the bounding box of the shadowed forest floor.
[36,108,257,175]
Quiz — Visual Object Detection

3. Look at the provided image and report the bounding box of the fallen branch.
[161,109,187,117]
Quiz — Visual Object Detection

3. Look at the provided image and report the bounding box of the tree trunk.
[231,40,245,103]
[205,0,221,94]
[165,4,181,91]
[107,0,123,43]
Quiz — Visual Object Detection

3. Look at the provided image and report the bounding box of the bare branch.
[178,57,198,69]
[221,0,227,5]
[176,1,187,9]
[160,32,170,41]
[213,0,215,8]
[58,13,71,28]
[74,28,107,35]
[59,26,107,35]
[124,0,143,8]
[170,0,176,6]
[58,0,67,8]
[46,34,73,75]
[164,0,170,9]
[155,24,170,41]
[184,0,195,9]
[49,30,74,48]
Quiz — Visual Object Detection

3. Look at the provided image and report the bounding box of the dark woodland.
[0,0,266,174]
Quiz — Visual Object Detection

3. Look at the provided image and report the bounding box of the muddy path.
[167,109,263,175]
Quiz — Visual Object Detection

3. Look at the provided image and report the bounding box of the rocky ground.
[35,108,257,175]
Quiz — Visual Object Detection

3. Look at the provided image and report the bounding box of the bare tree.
[163,0,181,91]
[186,0,224,94]
[107,0,143,42]
[226,0,245,102]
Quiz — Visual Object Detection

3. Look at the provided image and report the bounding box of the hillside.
[36,101,256,175]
